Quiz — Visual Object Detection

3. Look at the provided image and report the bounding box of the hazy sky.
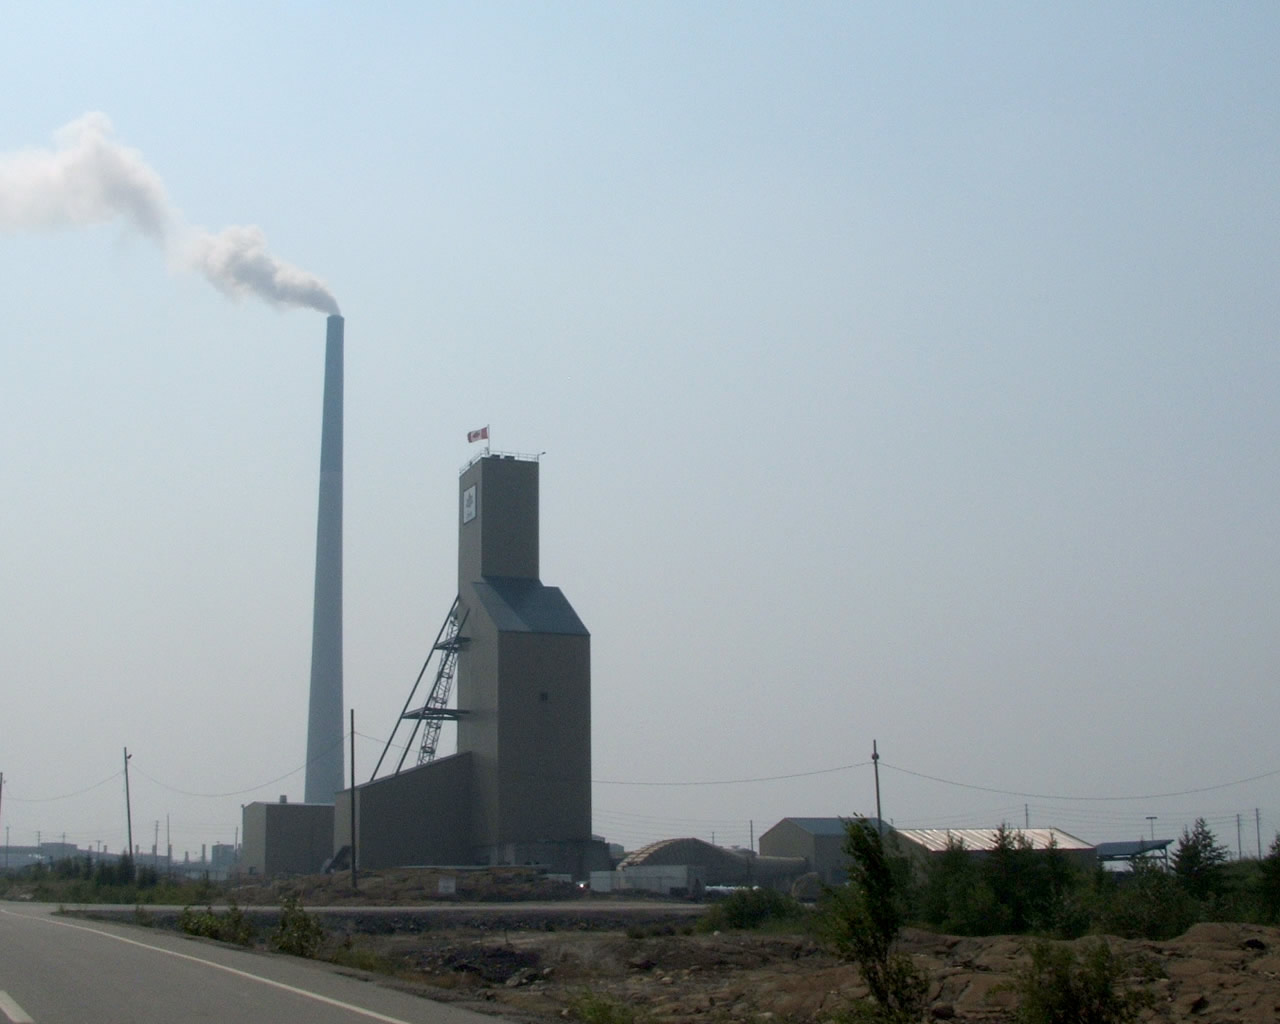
[2,4,1277,861]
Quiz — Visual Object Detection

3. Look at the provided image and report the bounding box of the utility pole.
[349,708,358,891]
[123,748,134,870]
[749,819,754,854]
[1237,814,1243,861]
[1146,816,1157,843]
[166,815,171,878]
[0,772,4,866]
[1024,804,1029,829]
[1258,809,1264,860]
[872,740,883,835]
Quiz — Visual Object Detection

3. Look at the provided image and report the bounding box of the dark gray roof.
[783,817,883,836]
[471,577,589,636]
[1095,839,1172,860]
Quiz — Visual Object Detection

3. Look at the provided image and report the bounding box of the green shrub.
[177,900,254,945]
[271,896,326,958]
[1013,939,1156,1024]
[695,887,806,932]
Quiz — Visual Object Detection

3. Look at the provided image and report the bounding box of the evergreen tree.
[1172,818,1228,901]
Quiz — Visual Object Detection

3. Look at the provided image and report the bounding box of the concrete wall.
[458,455,539,584]
[241,802,335,877]
[456,595,501,845]
[495,630,591,844]
[619,864,704,895]
[335,753,473,870]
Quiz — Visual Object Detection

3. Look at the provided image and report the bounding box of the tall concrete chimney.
[304,314,344,803]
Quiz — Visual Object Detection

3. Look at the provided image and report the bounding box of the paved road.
[0,903,503,1024]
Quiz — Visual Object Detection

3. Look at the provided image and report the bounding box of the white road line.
[0,909,416,1024]
[0,991,35,1024]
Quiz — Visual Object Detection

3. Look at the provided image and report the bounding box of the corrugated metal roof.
[894,827,1092,853]
[617,837,746,869]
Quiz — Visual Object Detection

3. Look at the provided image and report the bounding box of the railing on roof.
[460,449,544,474]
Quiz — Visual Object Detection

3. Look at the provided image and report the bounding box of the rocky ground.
[44,866,1280,1022]
[325,917,1280,1023]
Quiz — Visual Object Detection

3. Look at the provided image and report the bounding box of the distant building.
[241,799,334,876]
[1094,838,1171,871]
[759,818,1097,883]
[758,817,888,885]
[894,827,1096,870]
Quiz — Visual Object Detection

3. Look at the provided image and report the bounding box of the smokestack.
[304,314,344,803]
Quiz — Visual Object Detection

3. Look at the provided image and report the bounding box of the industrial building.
[241,799,334,877]
[333,451,608,877]
[893,826,1096,870]
[759,817,889,885]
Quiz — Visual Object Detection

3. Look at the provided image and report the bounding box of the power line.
[129,735,348,799]
[4,771,122,803]
[881,760,1280,802]
[592,761,872,787]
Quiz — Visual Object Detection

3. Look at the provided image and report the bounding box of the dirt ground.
[51,866,1280,1023]
[323,920,1277,1024]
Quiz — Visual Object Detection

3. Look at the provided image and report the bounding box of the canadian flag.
[467,425,489,443]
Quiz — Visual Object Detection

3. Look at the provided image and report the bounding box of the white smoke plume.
[0,113,340,315]
[187,225,340,315]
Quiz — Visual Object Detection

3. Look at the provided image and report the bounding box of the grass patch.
[566,989,646,1024]
[329,938,398,974]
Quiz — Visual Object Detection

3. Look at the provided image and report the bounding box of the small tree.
[816,819,928,1023]
[1172,818,1228,901]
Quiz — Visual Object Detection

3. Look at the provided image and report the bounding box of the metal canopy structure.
[372,597,470,779]
[1094,838,1173,869]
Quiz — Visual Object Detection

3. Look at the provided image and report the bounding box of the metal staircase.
[372,597,470,779]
